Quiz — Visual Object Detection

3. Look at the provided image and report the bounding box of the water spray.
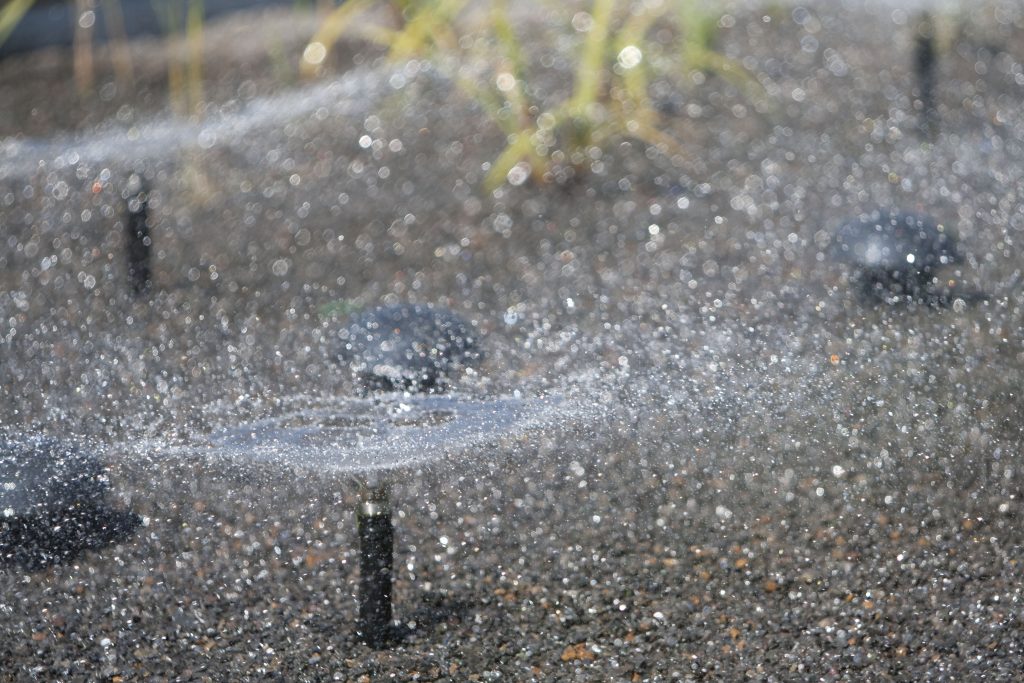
[204,306,560,648]
[0,435,139,569]
[341,304,480,647]
[204,389,560,650]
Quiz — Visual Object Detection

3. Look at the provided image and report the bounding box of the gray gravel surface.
[2,1,1024,680]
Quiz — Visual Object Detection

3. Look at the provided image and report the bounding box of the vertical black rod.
[913,12,938,141]
[357,492,393,647]
[124,172,152,295]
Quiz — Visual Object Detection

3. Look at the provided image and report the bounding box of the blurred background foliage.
[300,0,766,189]
[0,0,768,189]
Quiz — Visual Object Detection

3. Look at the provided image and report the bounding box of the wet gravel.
[3,0,1024,680]
[2,437,1023,682]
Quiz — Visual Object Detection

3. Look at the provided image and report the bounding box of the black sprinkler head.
[337,304,482,393]
[333,304,485,646]
[832,209,962,300]
[0,434,140,569]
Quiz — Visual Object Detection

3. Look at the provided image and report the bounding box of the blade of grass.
[388,0,468,60]
[489,0,534,131]
[355,23,399,46]
[570,0,614,112]
[677,0,718,67]
[618,110,688,159]
[0,0,35,49]
[187,0,204,116]
[485,128,546,192]
[456,75,518,135]
[455,0,539,176]
[692,50,765,101]
[615,1,664,112]
[153,0,187,116]
[73,0,95,95]
[674,0,768,108]
[318,299,360,318]
[101,0,135,87]
[491,0,524,79]
[300,0,376,77]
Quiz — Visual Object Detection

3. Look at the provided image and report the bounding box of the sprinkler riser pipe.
[357,501,393,647]
[125,177,152,295]
[126,211,151,294]
[913,12,937,139]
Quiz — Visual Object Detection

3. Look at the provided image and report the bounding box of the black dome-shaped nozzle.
[0,435,108,515]
[336,304,483,393]
[832,209,962,298]
[0,434,139,569]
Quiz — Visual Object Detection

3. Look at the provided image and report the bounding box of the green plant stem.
[569,0,614,113]
[101,0,135,87]
[187,0,204,116]
[0,0,35,49]
[301,0,375,76]
[73,0,95,95]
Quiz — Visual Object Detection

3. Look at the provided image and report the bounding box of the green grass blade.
[491,0,524,79]
[677,0,722,69]
[485,129,544,191]
[615,2,663,111]
[620,110,687,158]
[301,0,375,76]
[0,0,35,50]
[187,0,204,114]
[389,0,468,60]
[456,75,518,135]
[570,0,615,112]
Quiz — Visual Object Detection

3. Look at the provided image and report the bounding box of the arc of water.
[0,63,398,180]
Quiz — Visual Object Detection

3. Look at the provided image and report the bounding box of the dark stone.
[0,435,140,569]
[0,435,107,516]
[0,502,141,570]
[832,209,962,299]
[336,304,482,393]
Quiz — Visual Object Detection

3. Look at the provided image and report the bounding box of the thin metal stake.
[357,484,393,647]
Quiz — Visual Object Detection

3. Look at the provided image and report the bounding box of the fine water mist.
[3,0,1024,676]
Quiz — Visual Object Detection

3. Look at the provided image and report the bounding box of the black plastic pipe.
[913,12,938,140]
[124,172,152,295]
[342,305,477,647]
[356,492,393,648]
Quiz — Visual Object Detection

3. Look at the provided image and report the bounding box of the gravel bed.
[2,1,1024,680]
